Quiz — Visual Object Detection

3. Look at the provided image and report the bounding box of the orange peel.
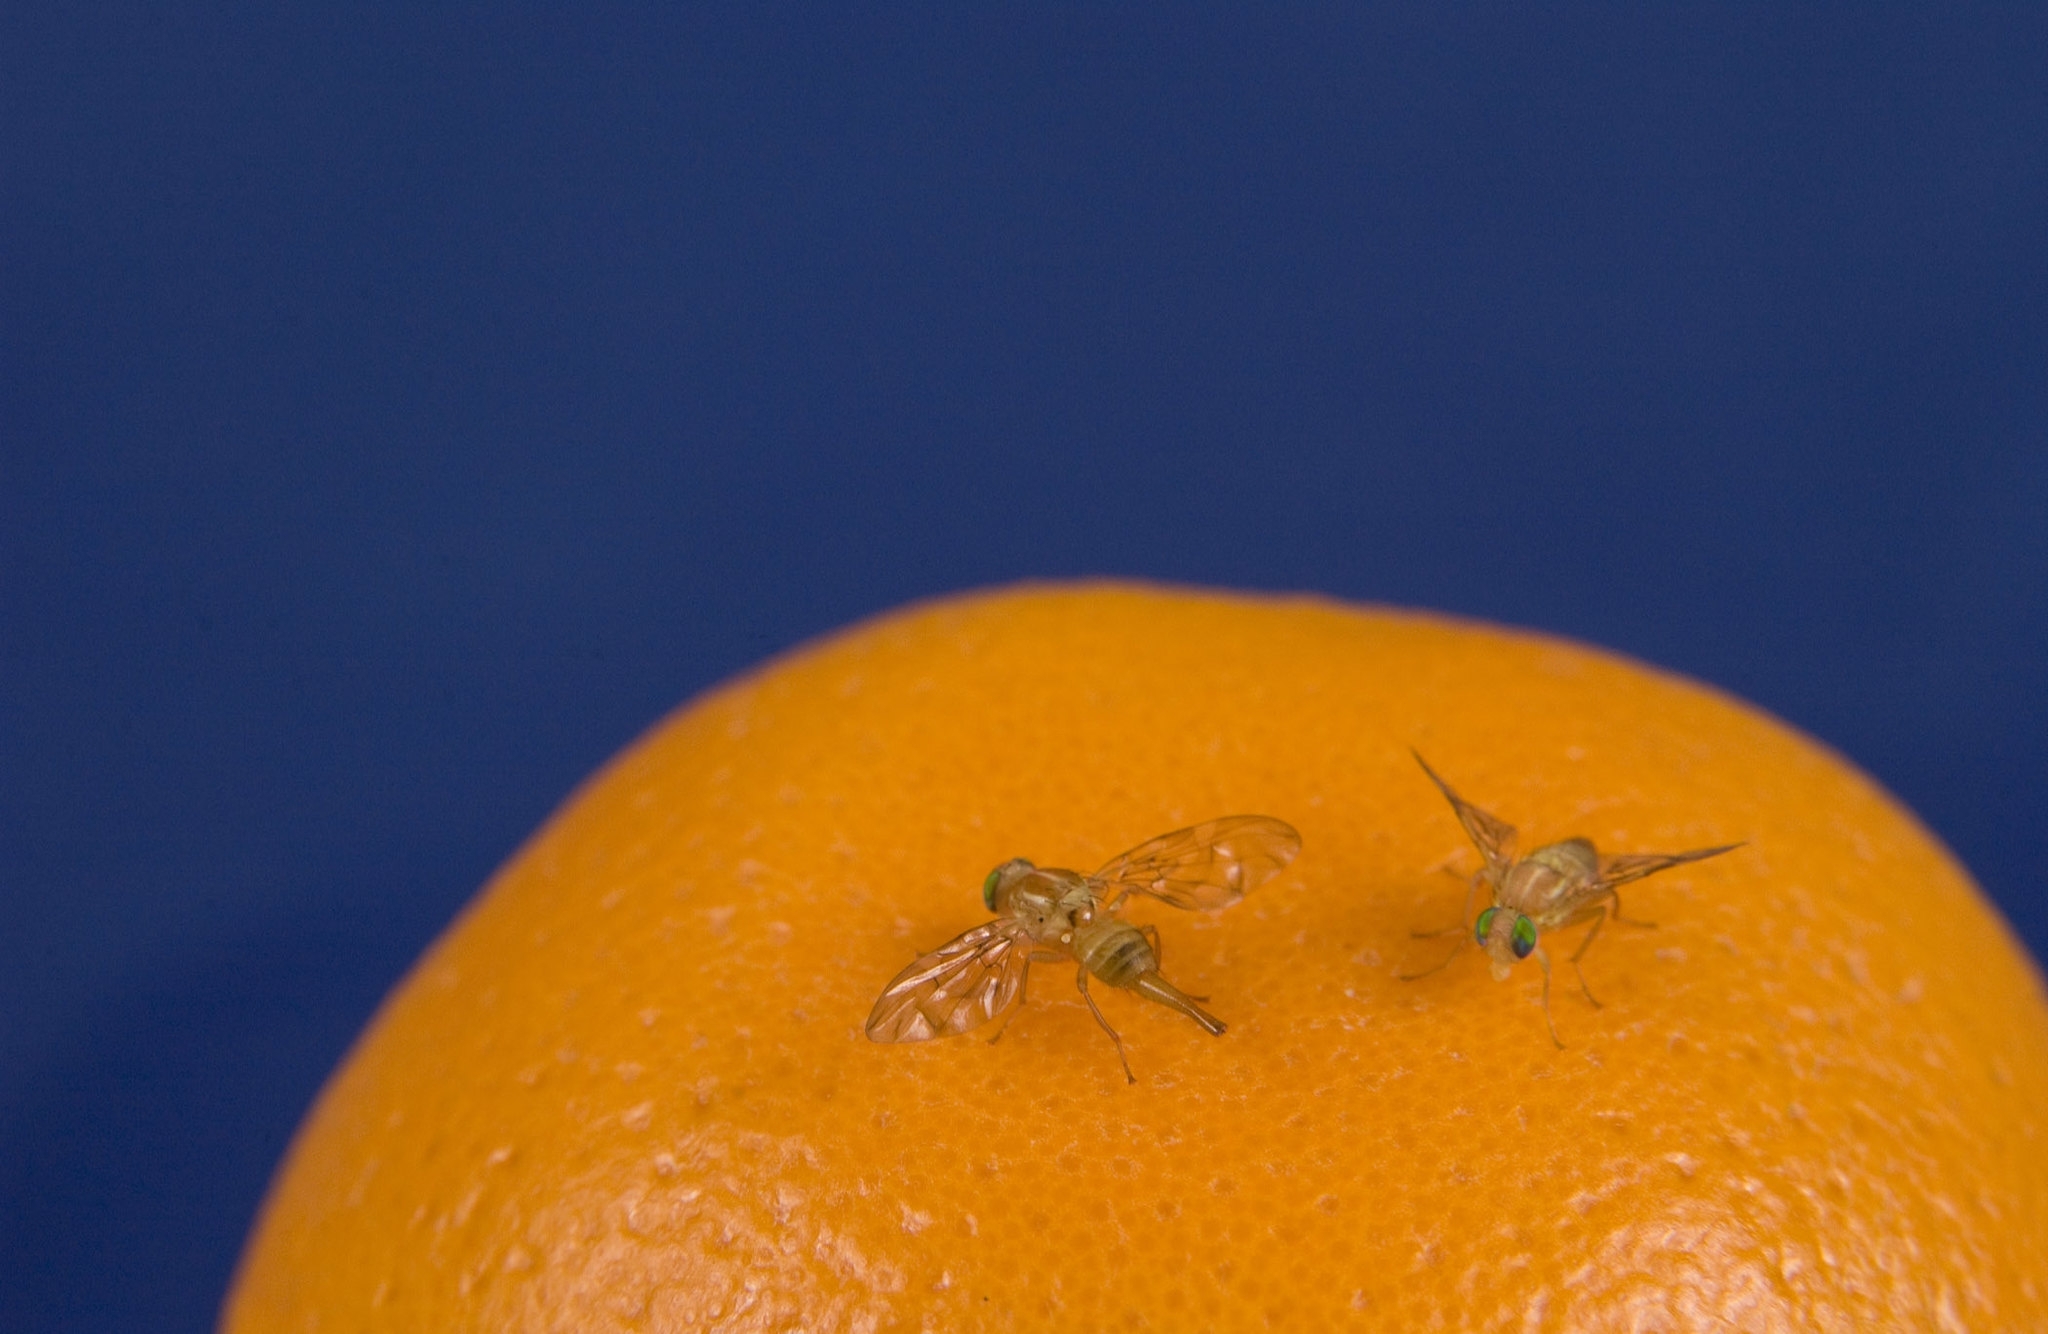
[224,582,2048,1331]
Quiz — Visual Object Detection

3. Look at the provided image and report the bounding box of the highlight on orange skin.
[223,582,2048,1332]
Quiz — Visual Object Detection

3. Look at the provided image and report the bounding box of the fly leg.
[1535,946,1564,1048]
[1410,872,1483,938]
[1569,906,1607,1009]
[1609,889,1656,929]
[1076,969,1136,1084]
[1399,874,1485,980]
[1401,873,1485,975]
[987,951,1066,1044]
[1396,944,1465,981]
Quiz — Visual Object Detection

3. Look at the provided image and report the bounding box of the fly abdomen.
[1072,920,1229,1035]
[1131,974,1226,1035]
[1072,919,1156,988]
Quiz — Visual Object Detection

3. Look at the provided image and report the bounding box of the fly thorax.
[1054,879,1098,924]
[1501,857,1565,907]
[1071,919,1156,988]
[998,868,1092,944]
[995,872,1063,939]
[1525,838,1598,883]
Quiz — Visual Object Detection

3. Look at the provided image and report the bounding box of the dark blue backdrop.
[5,5,2045,1329]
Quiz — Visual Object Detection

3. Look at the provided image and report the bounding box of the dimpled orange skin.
[223,583,2048,1332]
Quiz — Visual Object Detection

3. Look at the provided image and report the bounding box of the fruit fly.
[1401,751,1739,1046]
[866,815,1301,1081]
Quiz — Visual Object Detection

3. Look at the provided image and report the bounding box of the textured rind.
[224,583,2048,1332]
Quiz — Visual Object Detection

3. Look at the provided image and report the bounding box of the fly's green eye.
[1475,906,1498,944]
[1510,914,1537,959]
[982,867,1002,910]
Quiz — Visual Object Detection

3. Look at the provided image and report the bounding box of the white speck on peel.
[616,1062,644,1082]
[1666,1152,1698,1177]
[767,921,794,944]
[638,1007,661,1028]
[345,1157,380,1207]
[486,1145,513,1168]
[1898,976,1924,1003]
[901,1204,932,1234]
[620,1101,654,1131]
[704,905,736,935]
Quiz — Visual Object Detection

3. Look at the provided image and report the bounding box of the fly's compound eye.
[983,857,1035,910]
[1474,906,1498,945]
[1510,914,1537,959]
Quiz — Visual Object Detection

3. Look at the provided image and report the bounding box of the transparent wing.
[1414,751,1517,880]
[1597,843,1743,891]
[865,920,1033,1043]
[1087,815,1301,912]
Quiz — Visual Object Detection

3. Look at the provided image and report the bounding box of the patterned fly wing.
[1088,815,1301,912]
[1597,844,1742,891]
[865,920,1033,1042]
[1413,751,1518,881]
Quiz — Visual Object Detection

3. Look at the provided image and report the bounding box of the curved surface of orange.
[224,583,2048,1331]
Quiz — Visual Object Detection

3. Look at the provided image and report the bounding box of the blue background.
[5,5,2045,1329]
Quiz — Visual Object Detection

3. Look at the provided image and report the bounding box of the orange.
[223,582,2048,1331]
